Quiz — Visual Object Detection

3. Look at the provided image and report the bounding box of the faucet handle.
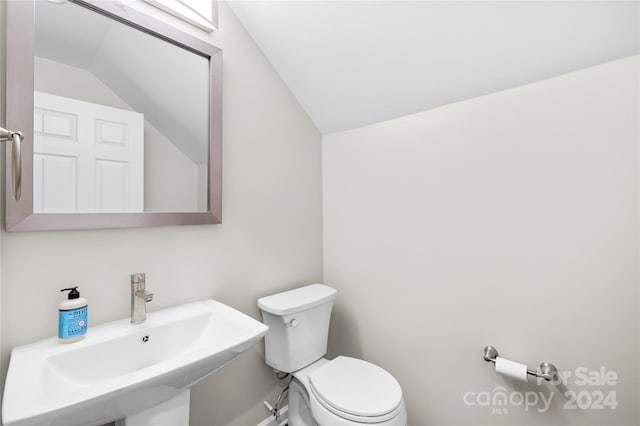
[144,291,154,303]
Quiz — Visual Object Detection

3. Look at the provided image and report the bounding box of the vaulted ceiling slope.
[228,1,640,134]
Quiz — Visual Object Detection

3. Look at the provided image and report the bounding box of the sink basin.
[2,300,269,426]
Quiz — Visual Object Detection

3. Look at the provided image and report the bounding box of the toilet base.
[289,379,318,426]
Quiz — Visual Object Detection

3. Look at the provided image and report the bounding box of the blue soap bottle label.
[58,306,88,339]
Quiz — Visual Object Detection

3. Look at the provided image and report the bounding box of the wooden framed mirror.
[5,0,222,231]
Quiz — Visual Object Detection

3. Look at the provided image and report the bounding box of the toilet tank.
[257,284,337,373]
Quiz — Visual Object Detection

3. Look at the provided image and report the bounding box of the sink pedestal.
[116,390,190,426]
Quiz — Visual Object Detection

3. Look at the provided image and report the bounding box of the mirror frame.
[5,0,222,231]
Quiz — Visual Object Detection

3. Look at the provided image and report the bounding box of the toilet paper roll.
[495,357,528,382]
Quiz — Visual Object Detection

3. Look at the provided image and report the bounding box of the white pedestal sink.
[2,300,269,426]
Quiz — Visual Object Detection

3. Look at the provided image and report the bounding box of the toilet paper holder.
[483,345,559,383]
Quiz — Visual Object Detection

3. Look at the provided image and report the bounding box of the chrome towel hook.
[0,127,24,201]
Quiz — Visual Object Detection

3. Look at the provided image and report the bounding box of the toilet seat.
[308,356,403,423]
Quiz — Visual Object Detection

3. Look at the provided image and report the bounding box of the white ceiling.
[228,1,640,134]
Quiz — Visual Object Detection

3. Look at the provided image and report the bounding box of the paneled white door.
[33,91,144,213]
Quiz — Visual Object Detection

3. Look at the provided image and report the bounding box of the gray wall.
[323,56,639,425]
[0,2,322,426]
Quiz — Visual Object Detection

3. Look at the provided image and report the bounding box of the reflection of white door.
[33,91,144,213]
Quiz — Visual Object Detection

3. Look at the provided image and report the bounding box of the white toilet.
[258,284,407,426]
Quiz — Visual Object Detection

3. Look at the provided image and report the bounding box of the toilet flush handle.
[284,318,297,328]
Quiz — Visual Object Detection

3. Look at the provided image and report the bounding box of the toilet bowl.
[291,357,406,426]
[257,284,407,426]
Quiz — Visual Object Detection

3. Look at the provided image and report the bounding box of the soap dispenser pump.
[58,286,88,343]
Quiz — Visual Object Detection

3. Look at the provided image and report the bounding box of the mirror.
[5,0,222,230]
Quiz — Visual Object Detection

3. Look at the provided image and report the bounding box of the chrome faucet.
[131,273,154,324]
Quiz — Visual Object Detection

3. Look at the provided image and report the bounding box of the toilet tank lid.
[258,284,337,316]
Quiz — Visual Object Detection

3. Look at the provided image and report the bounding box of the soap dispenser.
[58,286,88,343]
